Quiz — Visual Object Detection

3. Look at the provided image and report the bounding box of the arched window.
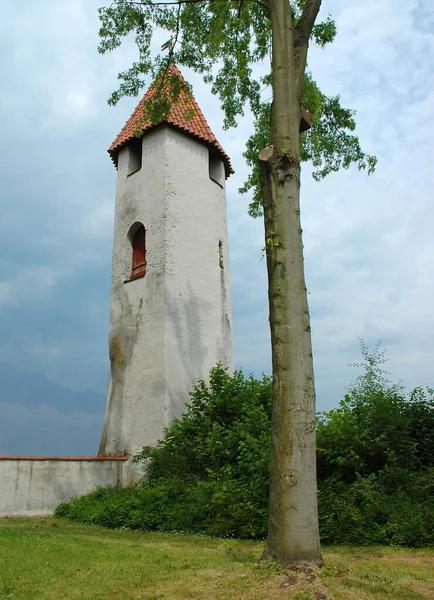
[130,225,146,279]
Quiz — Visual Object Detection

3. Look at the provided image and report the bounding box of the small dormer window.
[130,224,146,280]
[209,153,225,187]
[127,139,142,176]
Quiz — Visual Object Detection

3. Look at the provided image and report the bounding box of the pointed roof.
[109,65,233,177]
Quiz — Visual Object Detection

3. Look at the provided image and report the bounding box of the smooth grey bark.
[260,0,323,565]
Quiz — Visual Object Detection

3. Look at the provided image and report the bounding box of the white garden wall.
[0,456,140,518]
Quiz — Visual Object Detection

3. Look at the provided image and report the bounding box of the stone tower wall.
[99,126,233,457]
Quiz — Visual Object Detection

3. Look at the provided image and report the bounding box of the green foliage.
[57,366,272,539]
[137,367,271,482]
[97,0,376,217]
[317,342,434,546]
[317,342,434,482]
[318,469,434,547]
[57,346,434,546]
[242,76,377,217]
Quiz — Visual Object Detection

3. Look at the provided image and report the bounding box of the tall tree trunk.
[260,0,322,565]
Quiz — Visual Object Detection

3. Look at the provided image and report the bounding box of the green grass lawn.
[0,519,433,600]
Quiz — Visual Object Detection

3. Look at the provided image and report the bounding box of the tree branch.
[125,0,209,5]
[124,0,265,6]
[155,0,181,86]
[293,0,322,96]
[119,0,271,20]
[168,0,182,61]
[294,0,322,44]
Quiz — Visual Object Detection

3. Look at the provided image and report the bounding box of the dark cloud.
[1,0,434,455]
[0,401,104,456]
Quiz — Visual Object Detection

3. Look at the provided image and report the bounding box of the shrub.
[56,366,272,539]
[56,346,434,546]
[316,342,434,546]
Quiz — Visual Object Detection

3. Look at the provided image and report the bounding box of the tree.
[55,352,434,547]
[97,0,376,565]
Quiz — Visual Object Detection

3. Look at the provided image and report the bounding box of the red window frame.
[131,226,146,279]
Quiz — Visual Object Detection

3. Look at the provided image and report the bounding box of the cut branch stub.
[259,145,276,163]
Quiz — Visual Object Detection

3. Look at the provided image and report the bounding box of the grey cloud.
[0,402,103,456]
[1,0,434,454]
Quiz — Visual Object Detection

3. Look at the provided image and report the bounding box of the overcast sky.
[1,0,433,455]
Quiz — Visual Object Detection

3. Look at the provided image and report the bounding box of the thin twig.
[168,0,182,61]
[124,0,267,8]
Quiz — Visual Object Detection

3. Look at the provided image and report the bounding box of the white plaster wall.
[0,459,140,518]
[164,128,233,423]
[99,129,168,456]
[99,126,233,457]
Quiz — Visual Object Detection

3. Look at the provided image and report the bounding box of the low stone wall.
[0,456,141,518]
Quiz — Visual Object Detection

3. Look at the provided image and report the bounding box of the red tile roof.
[109,65,234,177]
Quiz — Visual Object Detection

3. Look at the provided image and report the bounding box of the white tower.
[99,66,233,456]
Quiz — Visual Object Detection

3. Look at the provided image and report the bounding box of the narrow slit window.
[127,140,142,176]
[131,225,146,279]
[209,153,224,187]
[219,240,224,269]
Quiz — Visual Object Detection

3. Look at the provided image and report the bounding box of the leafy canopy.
[98,0,376,215]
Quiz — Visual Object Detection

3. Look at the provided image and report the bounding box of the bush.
[318,469,434,546]
[56,366,272,539]
[56,346,434,546]
[316,342,434,546]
